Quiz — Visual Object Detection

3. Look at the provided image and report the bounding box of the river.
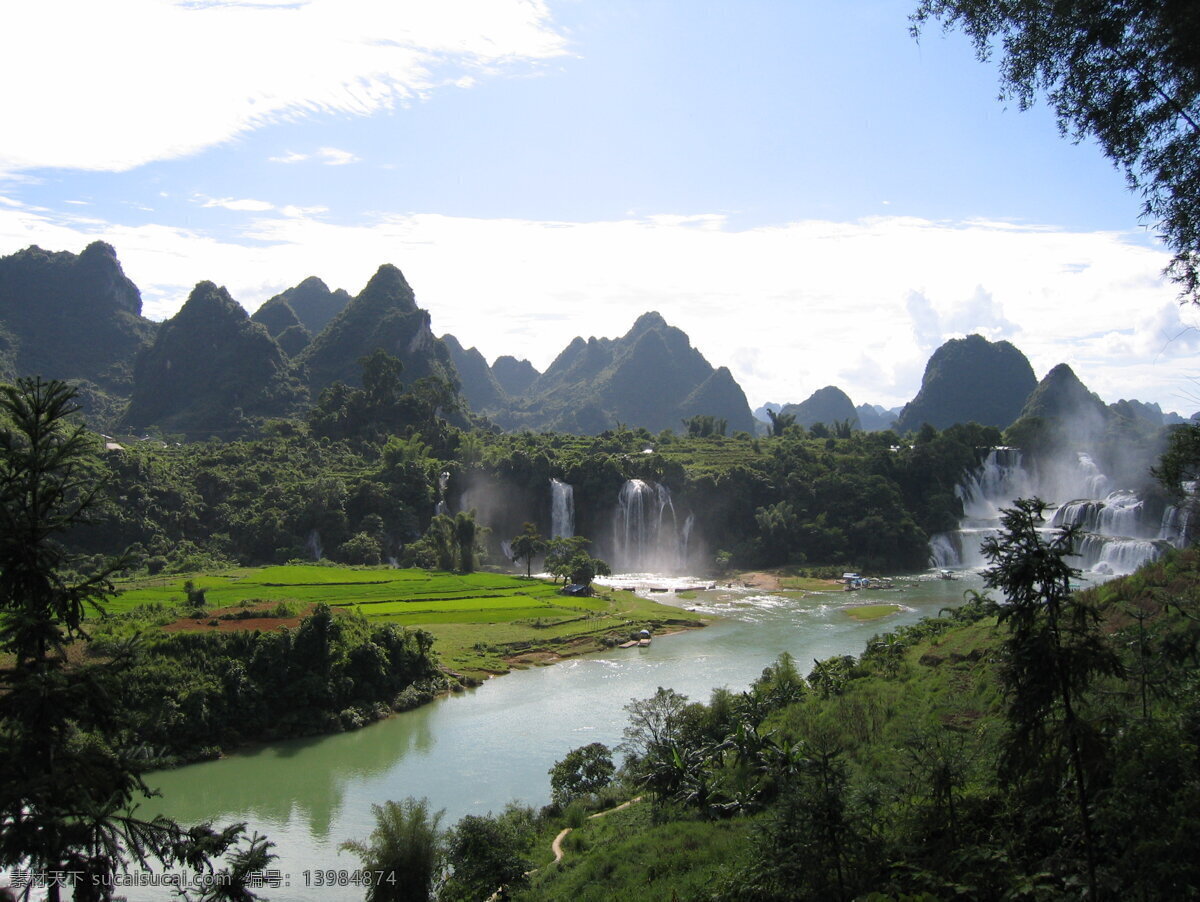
[127,573,983,901]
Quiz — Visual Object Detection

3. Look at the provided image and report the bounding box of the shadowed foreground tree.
[766,409,796,437]
[0,378,258,901]
[982,497,1123,900]
[912,0,1200,301]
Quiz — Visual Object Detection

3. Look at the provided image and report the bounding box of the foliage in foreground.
[0,378,268,901]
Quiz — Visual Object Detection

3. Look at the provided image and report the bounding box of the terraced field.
[108,565,710,678]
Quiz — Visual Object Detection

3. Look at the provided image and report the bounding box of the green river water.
[125,573,984,901]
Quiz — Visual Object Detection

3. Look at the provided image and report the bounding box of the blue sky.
[1,0,1196,412]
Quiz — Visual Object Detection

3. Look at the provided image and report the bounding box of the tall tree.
[766,408,796,437]
[453,510,478,574]
[441,804,537,902]
[981,497,1123,899]
[548,743,615,807]
[510,522,547,579]
[912,0,1200,300]
[0,378,250,901]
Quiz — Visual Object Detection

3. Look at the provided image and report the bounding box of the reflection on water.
[135,572,983,902]
[145,707,437,839]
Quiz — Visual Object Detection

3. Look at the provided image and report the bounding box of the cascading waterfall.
[1077,452,1111,499]
[612,479,690,573]
[306,529,323,561]
[956,447,1034,521]
[550,478,575,539]
[1051,491,1148,538]
[932,448,1182,579]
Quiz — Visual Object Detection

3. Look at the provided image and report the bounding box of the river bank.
[116,570,983,902]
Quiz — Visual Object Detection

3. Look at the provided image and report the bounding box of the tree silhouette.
[982,497,1123,900]
[0,378,253,901]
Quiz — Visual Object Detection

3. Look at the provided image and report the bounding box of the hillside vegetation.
[70,419,1022,580]
[485,545,1200,901]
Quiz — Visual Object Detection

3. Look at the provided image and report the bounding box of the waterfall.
[1075,535,1165,576]
[1050,492,1150,538]
[613,479,689,573]
[938,449,1179,579]
[550,478,575,539]
[306,529,323,561]
[1160,504,1191,545]
[929,532,962,569]
[435,471,450,516]
[956,448,1035,522]
[1077,453,1111,498]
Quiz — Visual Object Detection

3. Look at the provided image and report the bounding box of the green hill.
[781,385,860,429]
[442,333,508,411]
[0,242,157,424]
[121,281,307,437]
[895,333,1037,433]
[252,275,350,340]
[297,264,459,397]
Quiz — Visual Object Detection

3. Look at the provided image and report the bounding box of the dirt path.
[551,796,643,863]
[550,827,572,863]
[486,796,646,900]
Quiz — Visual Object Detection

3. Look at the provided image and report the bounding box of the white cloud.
[0,202,1187,410]
[907,285,1018,352]
[280,204,328,218]
[197,196,276,212]
[0,0,567,173]
[268,151,311,165]
[268,147,360,166]
[315,147,359,166]
[906,290,942,351]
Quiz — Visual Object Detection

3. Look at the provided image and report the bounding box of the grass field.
[108,565,711,679]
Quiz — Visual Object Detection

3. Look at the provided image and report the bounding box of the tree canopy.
[912,0,1200,300]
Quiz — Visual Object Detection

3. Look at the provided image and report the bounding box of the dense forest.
[62,354,1179,583]
[73,412,1001,577]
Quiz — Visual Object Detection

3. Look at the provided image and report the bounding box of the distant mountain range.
[442,311,757,434]
[0,243,1192,438]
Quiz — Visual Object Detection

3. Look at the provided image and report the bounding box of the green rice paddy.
[107,565,711,679]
